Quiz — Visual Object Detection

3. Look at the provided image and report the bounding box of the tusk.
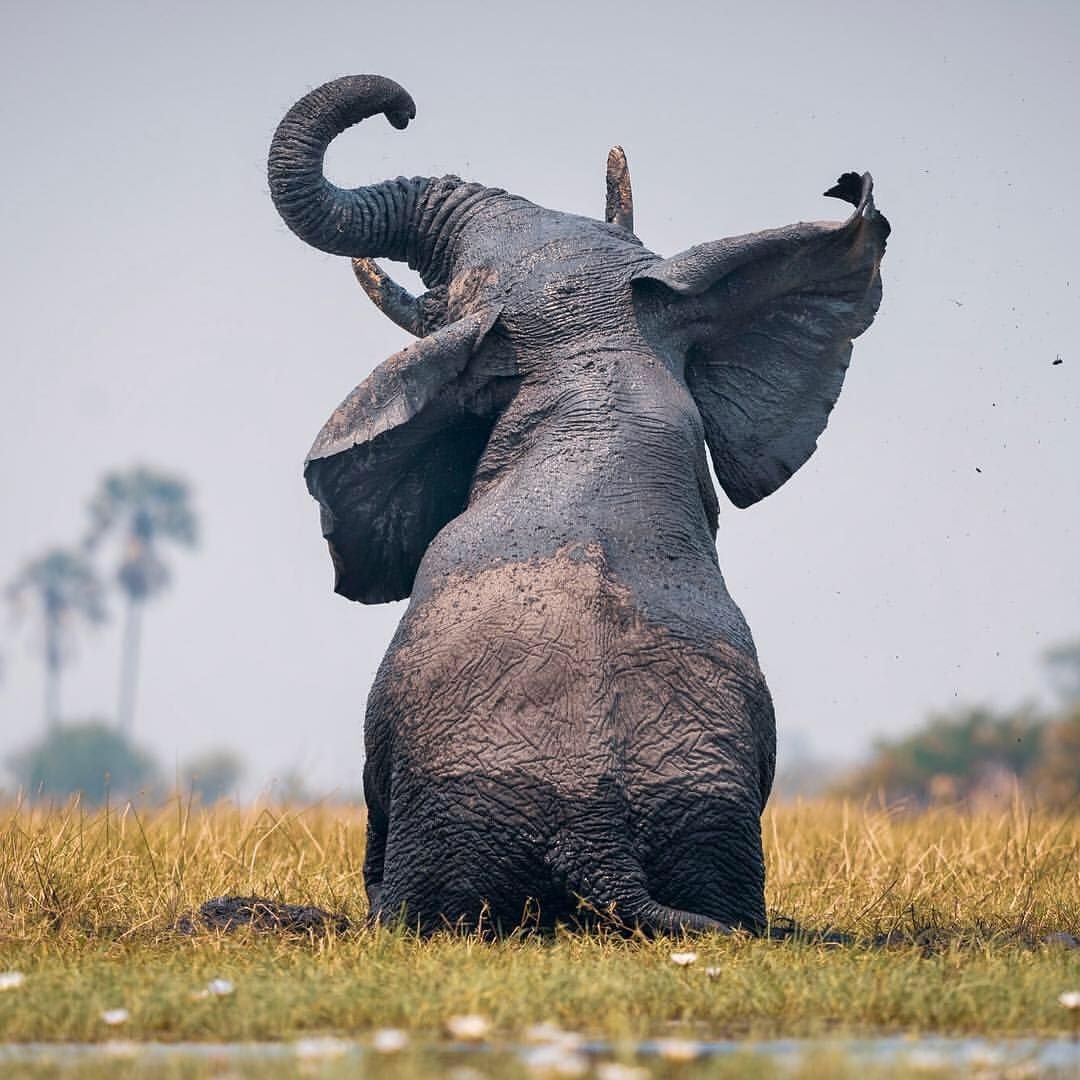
[351,258,446,337]
[351,258,423,335]
[605,145,634,233]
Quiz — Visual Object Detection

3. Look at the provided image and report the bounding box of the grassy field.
[0,796,1077,1062]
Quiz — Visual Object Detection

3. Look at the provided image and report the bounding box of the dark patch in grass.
[177,894,350,936]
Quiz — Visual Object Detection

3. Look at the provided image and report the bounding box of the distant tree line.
[834,641,1080,811]
[7,728,244,805]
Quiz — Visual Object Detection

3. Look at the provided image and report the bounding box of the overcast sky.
[2,0,1077,796]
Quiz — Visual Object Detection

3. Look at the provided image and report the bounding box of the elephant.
[268,74,888,935]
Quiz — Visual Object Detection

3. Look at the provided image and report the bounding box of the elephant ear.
[633,172,889,508]
[304,304,513,602]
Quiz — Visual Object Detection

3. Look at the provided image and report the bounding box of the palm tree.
[84,467,197,736]
[6,549,106,729]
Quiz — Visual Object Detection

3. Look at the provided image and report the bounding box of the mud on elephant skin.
[268,74,889,935]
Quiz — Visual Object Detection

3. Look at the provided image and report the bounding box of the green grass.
[0,797,1077,1047]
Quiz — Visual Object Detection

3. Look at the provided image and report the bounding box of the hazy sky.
[2,1,1077,796]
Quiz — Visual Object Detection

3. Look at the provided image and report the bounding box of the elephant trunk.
[268,75,430,264]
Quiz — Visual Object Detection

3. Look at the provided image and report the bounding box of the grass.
[0,796,1077,1052]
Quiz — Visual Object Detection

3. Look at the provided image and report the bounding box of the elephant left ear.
[633,172,889,508]
[304,304,512,603]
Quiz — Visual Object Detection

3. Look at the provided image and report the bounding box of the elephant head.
[270,75,888,605]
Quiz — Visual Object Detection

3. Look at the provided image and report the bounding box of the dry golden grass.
[0,796,1077,1045]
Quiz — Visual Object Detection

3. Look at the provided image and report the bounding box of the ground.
[0,798,1077,1077]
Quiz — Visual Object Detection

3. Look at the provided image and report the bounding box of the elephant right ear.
[633,172,889,508]
[304,304,512,602]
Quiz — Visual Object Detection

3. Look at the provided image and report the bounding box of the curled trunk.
[268,75,430,266]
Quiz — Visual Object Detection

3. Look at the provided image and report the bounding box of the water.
[0,1035,1077,1076]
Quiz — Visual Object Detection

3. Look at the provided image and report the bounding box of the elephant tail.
[547,833,732,936]
[608,891,734,936]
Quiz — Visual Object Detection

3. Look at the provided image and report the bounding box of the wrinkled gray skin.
[269,75,889,935]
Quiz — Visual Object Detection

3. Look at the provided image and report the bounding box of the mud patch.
[177,895,349,936]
